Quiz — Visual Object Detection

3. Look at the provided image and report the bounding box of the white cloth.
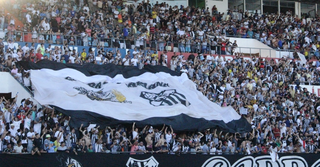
[30,69,241,123]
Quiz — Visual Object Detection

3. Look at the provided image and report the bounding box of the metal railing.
[1,30,310,59]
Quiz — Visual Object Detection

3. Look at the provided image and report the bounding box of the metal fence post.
[269,49,271,58]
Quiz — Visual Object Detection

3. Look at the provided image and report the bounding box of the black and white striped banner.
[21,60,251,132]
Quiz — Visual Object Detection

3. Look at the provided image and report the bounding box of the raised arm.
[219,131,223,138]
[1,130,7,140]
[235,132,239,140]
[160,124,165,132]
[41,128,47,138]
[252,128,255,137]
[108,127,114,139]
[132,122,135,132]
[11,94,18,105]
[225,132,229,139]
[79,124,84,133]
[51,107,55,118]
[25,106,33,116]
[128,140,132,147]
[170,125,173,134]
[142,125,147,133]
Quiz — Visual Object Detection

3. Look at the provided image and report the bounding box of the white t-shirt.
[83,6,90,13]
[14,145,23,153]
[114,10,119,18]
[55,131,64,143]
[22,46,30,53]
[4,110,11,124]
[26,14,32,23]
[123,58,130,66]
[165,133,172,143]
[13,120,21,132]
[69,56,75,63]
[132,131,138,140]
[198,30,204,36]
[27,131,35,138]
[9,128,17,137]
[23,77,31,87]
[24,117,31,130]
[131,58,138,66]
[44,22,50,31]
[33,123,42,135]
[132,50,139,55]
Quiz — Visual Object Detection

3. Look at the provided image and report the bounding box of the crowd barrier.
[3,41,135,59]
[2,41,294,63]
[2,31,301,59]
[1,153,319,167]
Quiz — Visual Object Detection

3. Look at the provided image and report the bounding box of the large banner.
[24,60,250,132]
[1,153,320,167]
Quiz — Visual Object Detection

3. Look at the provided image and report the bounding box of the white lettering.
[280,156,307,167]
[255,156,280,167]
[203,155,311,167]
[201,156,231,167]
[232,156,254,167]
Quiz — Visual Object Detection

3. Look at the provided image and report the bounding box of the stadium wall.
[0,72,40,106]
[0,153,319,167]
[206,0,229,14]
[293,85,320,97]
[227,38,277,58]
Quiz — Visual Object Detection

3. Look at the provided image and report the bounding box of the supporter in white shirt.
[9,124,17,137]
[13,141,23,153]
[7,40,15,52]
[177,29,185,36]
[131,55,138,66]
[114,10,119,18]
[122,55,131,66]
[132,48,139,55]
[55,127,64,143]
[44,21,50,31]
[24,114,32,130]
[26,13,32,23]
[83,4,90,14]
[22,44,30,54]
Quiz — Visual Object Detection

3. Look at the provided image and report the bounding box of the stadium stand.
[1,1,320,167]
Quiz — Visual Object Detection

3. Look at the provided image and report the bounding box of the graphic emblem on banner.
[74,87,131,103]
[126,156,159,167]
[56,154,83,167]
[140,89,190,106]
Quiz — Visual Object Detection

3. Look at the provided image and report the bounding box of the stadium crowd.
[1,0,320,156]
[1,0,320,57]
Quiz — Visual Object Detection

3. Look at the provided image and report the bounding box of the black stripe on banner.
[16,60,181,78]
[175,92,187,99]
[171,94,188,106]
[167,95,179,104]
[162,99,174,106]
[52,106,252,133]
